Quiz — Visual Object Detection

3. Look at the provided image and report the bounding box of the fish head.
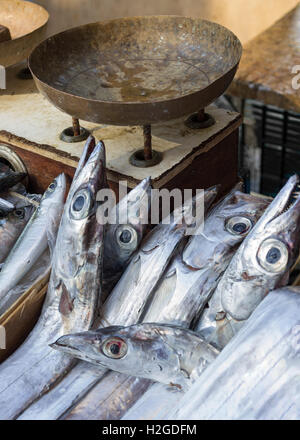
[0,204,34,227]
[52,139,106,329]
[51,324,181,383]
[64,140,106,240]
[72,135,97,181]
[0,204,36,264]
[104,177,152,274]
[39,173,67,214]
[183,184,270,269]
[4,205,36,226]
[221,175,300,321]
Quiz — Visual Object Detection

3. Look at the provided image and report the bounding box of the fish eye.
[70,189,93,220]
[0,210,5,219]
[257,238,289,273]
[13,208,25,219]
[101,337,127,359]
[47,181,57,193]
[225,216,253,236]
[116,225,137,248]
[120,229,132,243]
[73,195,85,212]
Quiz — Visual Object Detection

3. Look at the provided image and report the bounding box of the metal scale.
[0,5,243,200]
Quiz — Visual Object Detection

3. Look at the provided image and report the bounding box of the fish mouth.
[73,136,96,181]
[73,136,106,183]
[286,181,300,209]
[50,332,101,355]
[50,334,91,358]
[267,175,300,223]
[120,177,152,226]
[50,339,97,365]
[55,173,67,189]
[51,333,113,366]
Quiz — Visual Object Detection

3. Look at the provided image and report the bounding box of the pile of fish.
[0,163,49,299]
[0,163,35,266]
[0,136,300,420]
[0,161,58,313]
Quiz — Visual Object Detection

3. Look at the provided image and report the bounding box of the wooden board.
[0,131,76,194]
[0,269,50,363]
[0,123,241,201]
[229,4,300,112]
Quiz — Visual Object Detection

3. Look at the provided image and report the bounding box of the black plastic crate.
[241,100,300,197]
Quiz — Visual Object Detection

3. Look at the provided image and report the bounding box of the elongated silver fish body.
[0,139,106,420]
[0,175,66,314]
[121,189,271,421]
[167,286,300,420]
[45,144,105,334]
[60,188,271,421]
[53,323,219,390]
[197,175,300,350]
[4,249,51,305]
[18,186,218,420]
[123,381,180,421]
[98,187,217,328]
[103,177,152,299]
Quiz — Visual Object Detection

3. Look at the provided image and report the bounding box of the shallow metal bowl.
[0,0,49,67]
[29,16,242,126]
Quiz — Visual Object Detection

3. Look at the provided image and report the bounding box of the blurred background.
[32,0,298,44]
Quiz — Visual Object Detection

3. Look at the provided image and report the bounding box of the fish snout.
[50,332,98,357]
[55,173,67,189]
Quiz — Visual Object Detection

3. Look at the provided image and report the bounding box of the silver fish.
[103,177,151,299]
[0,204,35,265]
[59,187,270,421]
[142,188,271,328]
[73,135,151,300]
[167,286,300,420]
[18,186,218,420]
[97,187,217,330]
[0,175,66,314]
[52,323,219,390]
[5,249,51,306]
[121,189,271,421]
[0,140,105,419]
[196,175,300,350]
[123,381,182,421]
[0,186,42,264]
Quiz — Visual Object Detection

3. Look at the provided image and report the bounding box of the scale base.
[185,112,215,129]
[60,127,90,143]
[129,149,163,168]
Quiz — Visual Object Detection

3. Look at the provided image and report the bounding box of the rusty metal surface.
[229,4,300,112]
[0,0,49,67]
[29,16,242,126]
